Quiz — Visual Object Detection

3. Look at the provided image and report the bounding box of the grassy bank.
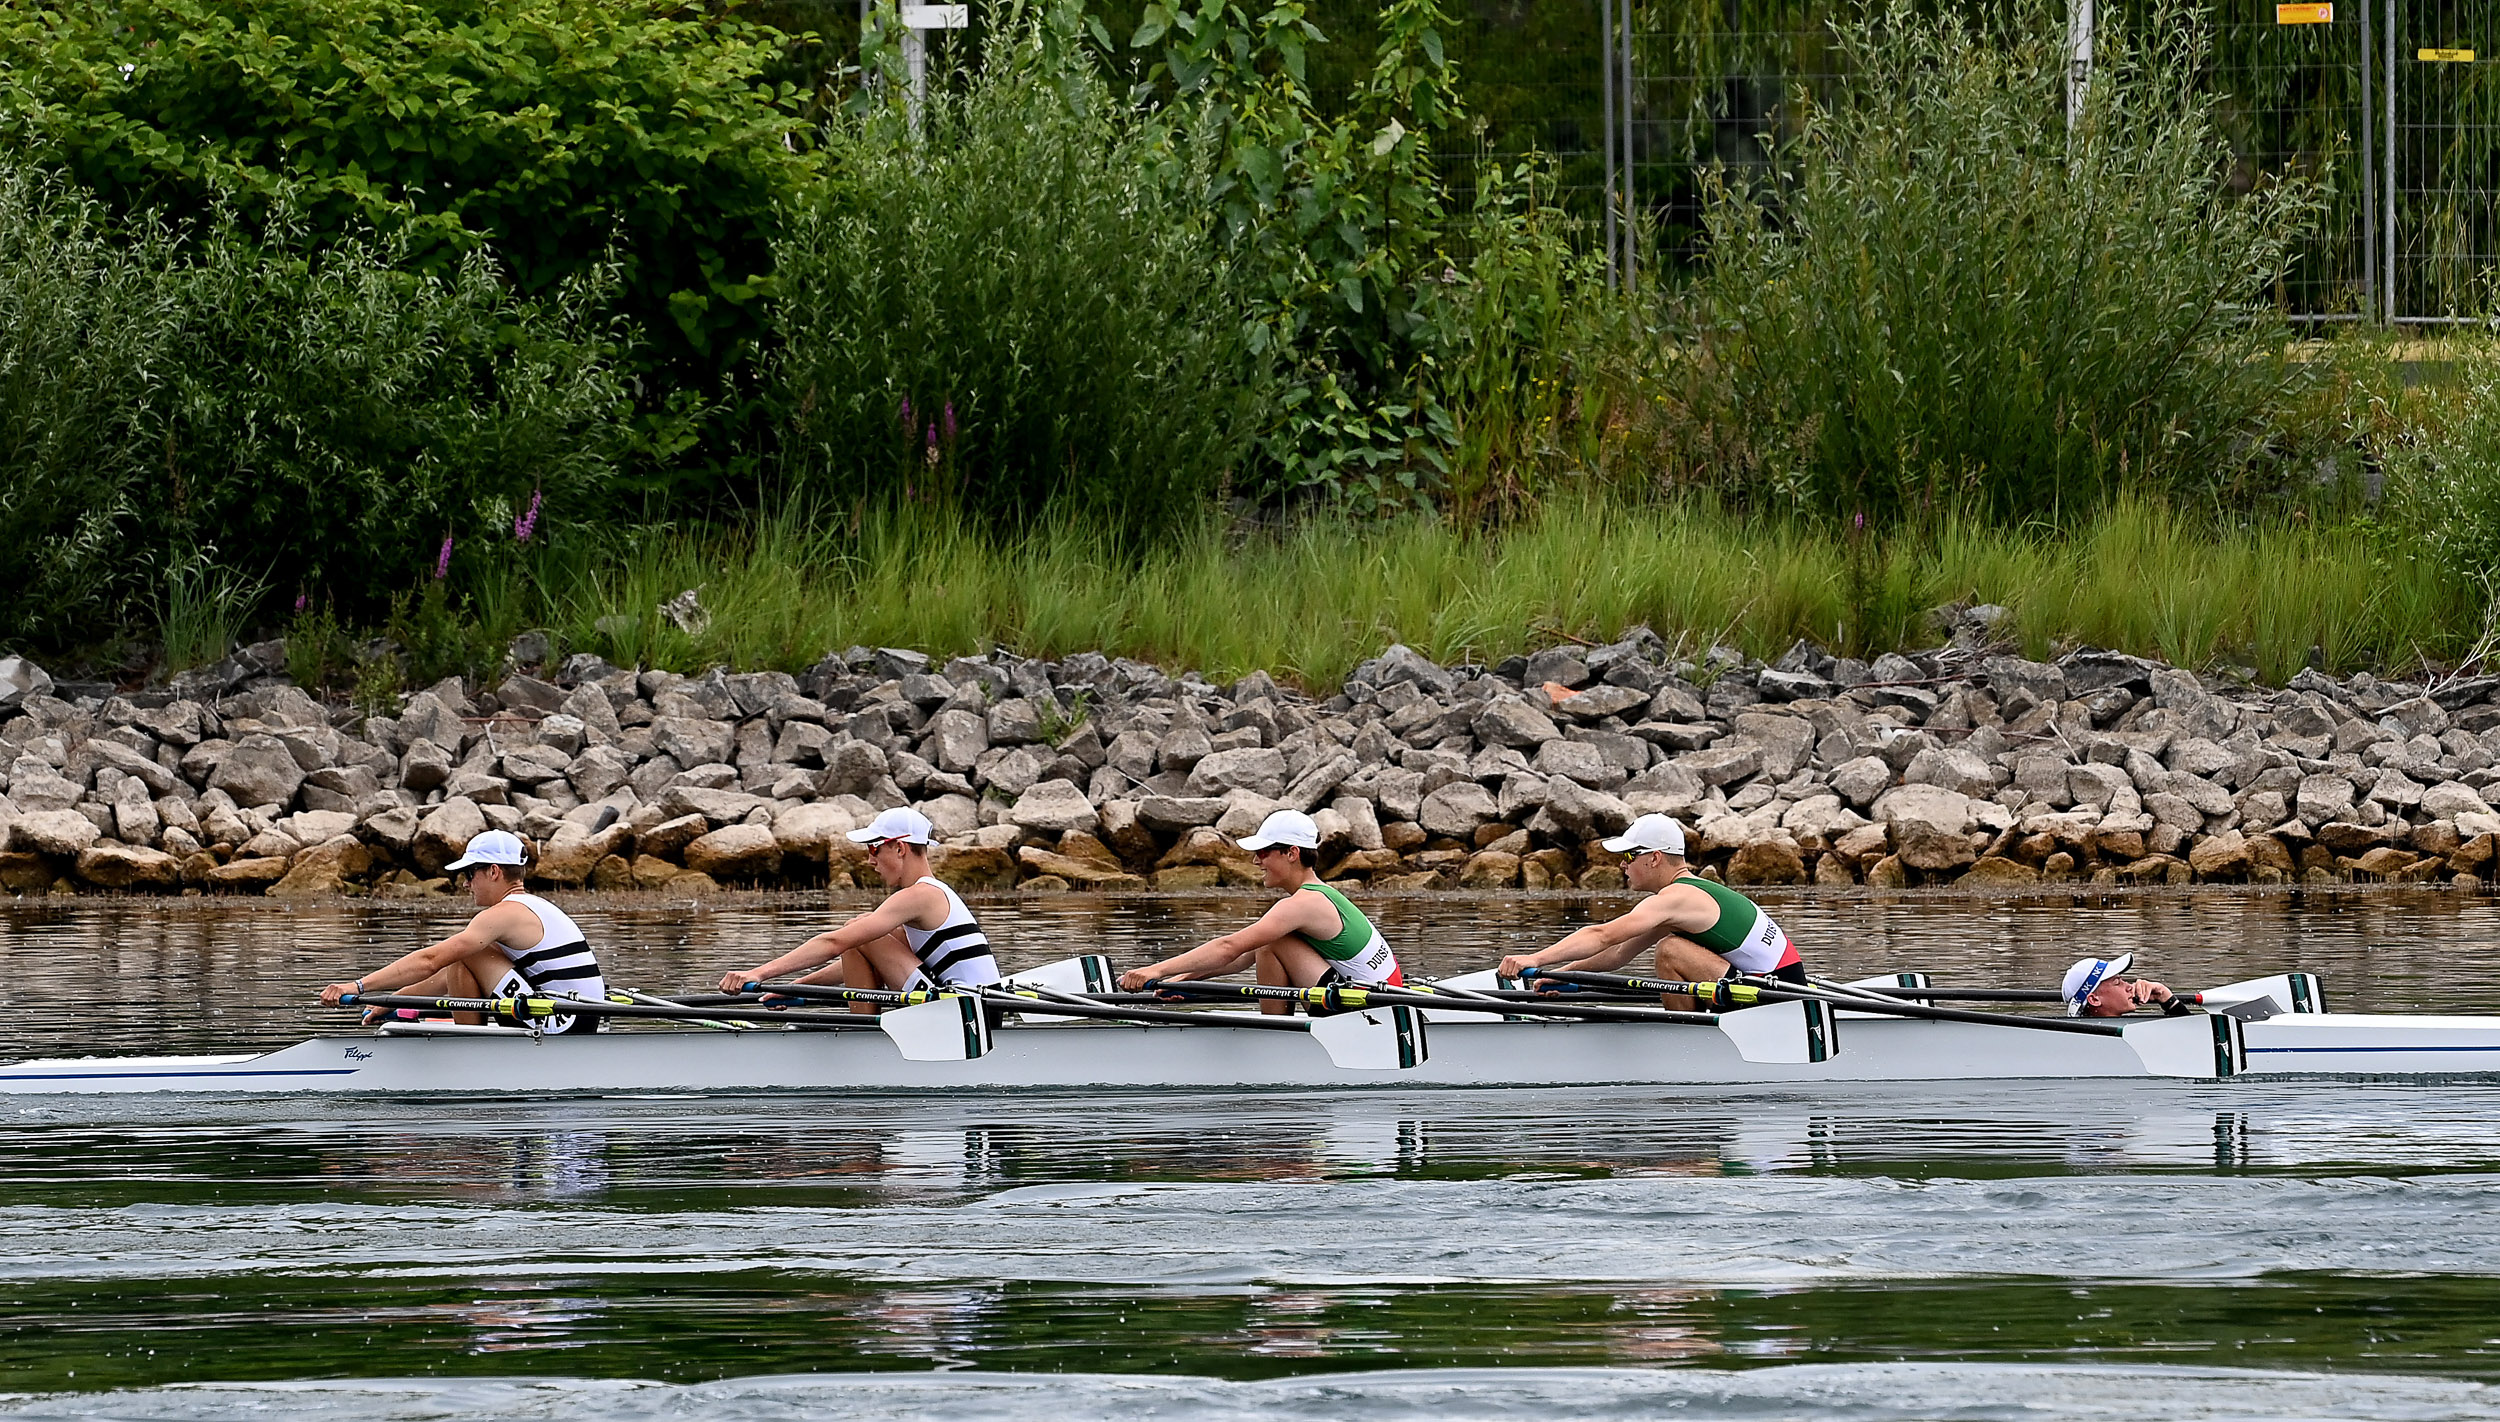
[392,498,2477,693]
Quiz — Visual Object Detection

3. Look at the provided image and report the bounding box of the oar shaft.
[343,992,880,1029]
[977,990,1311,1034]
[1148,978,1722,1027]
[1529,970,2127,1038]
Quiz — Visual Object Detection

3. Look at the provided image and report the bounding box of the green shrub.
[1670,0,2323,525]
[0,165,184,645]
[2388,345,2500,615]
[770,10,1266,538]
[0,153,632,649]
[0,0,814,397]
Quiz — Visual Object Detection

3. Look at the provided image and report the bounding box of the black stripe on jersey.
[925,945,998,980]
[912,922,987,962]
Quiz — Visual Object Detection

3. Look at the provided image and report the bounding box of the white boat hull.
[7,1011,2500,1095]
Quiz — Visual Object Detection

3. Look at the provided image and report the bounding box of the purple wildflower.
[900,395,913,431]
[515,488,542,543]
[293,591,309,614]
[942,402,957,442]
[926,422,939,450]
[435,536,454,580]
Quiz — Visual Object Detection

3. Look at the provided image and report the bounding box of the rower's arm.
[722,886,937,991]
[1120,894,1329,990]
[1498,892,1685,978]
[319,905,527,1003]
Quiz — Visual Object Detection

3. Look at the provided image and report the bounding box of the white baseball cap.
[1601,813,1687,856]
[846,806,934,845]
[1237,809,1319,851]
[2061,953,2134,1016]
[444,829,529,872]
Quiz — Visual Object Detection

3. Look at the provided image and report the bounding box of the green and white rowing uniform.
[1672,875,1805,979]
[1292,881,1403,985]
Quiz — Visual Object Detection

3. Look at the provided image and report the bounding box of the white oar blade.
[1307,1006,1429,1071]
[879,995,993,1063]
[1002,955,1117,995]
[2200,972,2325,1016]
[2123,1012,2247,1079]
[1715,998,1840,1065]
[1840,972,1932,993]
[1429,969,1511,993]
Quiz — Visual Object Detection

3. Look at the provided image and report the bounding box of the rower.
[717,806,998,1009]
[1496,813,1806,1010]
[2062,953,2182,1017]
[317,830,605,1031]
[1117,810,1400,1015]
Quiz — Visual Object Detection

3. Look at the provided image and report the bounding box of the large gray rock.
[392,691,468,754]
[987,698,1045,745]
[1903,746,1996,799]
[2423,781,2494,821]
[978,744,1050,800]
[1283,753,1356,813]
[2067,763,2134,814]
[12,809,99,856]
[7,757,82,813]
[770,801,860,862]
[684,823,782,881]
[2295,774,2357,825]
[412,797,489,874]
[1731,712,1815,780]
[1872,784,1978,870]
[0,656,53,714]
[657,784,768,826]
[1983,656,2069,715]
[1678,743,1762,788]
[1138,795,1227,832]
[923,709,990,773]
[1473,697,1560,749]
[400,738,454,793]
[652,716,734,769]
[1532,738,1628,791]
[1829,755,1895,809]
[819,740,891,798]
[1553,684,1648,721]
[74,842,179,890]
[84,739,180,796]
[1543,777,1632,839]
[1355,644,1455,696]
[1418,782,1500,839]
[207,734,307,810]
[1009,779,1100,836]
[1156,725,1212,774]
[560,683,623,738]
[1186,746,1289,799]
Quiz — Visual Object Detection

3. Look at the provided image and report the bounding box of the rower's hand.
[1118,967,1159,992]
[719,968,762,995]
[2137,979,2174,1007]
[319,981,356,1007]
[1496,955,1540,982]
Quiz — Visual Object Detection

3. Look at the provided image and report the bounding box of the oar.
[614,987,754,1031]
[734,980,1428,1071]
[1521,969,2246,1079]
[1143,979,1838,1067]
[342,991,882,1030]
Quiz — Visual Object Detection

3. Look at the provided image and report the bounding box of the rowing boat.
[6,967,2498,1095]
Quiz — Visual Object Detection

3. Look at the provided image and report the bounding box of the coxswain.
[317,830,606,1031]
[1117,810,1400,1014]
[2061,953,2182,1017]
[717,806,999,1009]
[1496,813,1806,1010]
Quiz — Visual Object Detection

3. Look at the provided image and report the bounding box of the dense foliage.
[771,10,1264,537]
[0,0,814,408]
[0,159,630,647]
[1665,0,2322,525]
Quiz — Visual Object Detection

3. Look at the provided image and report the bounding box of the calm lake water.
[4,886,2500,1420]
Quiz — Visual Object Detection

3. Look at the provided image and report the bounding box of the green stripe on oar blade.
[878,994,993,1062]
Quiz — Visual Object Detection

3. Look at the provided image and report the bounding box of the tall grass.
[517,497,2478,689]
[769,19,1264,541]
[1663,0,2322,524]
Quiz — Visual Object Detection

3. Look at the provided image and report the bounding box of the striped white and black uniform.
[486,892,606,1035]
[901,876,999,989]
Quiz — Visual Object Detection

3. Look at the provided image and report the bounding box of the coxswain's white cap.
[1601,813,1687,856]
[846,806,934,845]
[2061,953,2134,1016]
[1236,809,1320,851]
[443,829,528,872]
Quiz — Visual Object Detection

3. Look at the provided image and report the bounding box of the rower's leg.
[1253,941,1333,1016]
[848,931,929,1013]
[378,952,505,1025]
[1652,935,1729,1013]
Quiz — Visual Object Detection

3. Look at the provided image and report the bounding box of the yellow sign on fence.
[2418,48,2476,62]
[2276,3,2334,22]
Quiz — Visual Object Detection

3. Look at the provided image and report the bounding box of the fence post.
[2360,0,2376,321]
[1601,0,1617,290]
[2383,0,2396,322]
[2065,0,2094,136]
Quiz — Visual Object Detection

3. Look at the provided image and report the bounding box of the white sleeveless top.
[901,876,999,987]
[491,892,606,1033]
